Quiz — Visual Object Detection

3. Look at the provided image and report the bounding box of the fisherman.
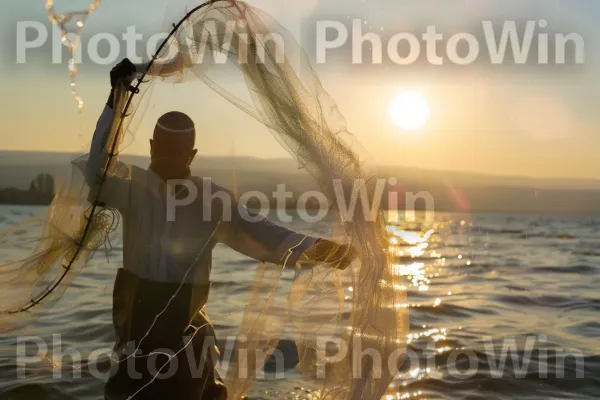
[83,58,356,400]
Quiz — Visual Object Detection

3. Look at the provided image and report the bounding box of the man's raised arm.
[74,59,137,211]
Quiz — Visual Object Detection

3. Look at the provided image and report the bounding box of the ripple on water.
[2,212,600,399]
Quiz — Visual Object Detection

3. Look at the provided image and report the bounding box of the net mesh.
[0,1,408,398]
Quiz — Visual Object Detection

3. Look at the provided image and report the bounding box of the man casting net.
[0,1,408,399]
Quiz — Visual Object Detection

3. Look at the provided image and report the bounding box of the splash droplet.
[47,0,103,112]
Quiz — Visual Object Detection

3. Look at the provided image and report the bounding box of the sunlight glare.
[388,90,431,131]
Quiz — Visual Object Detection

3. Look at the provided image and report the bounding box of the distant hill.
[1,151,600,215]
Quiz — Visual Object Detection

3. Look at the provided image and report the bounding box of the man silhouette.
[83,59,355,400]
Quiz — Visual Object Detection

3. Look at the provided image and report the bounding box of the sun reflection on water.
[299,216,472,399]
[384,219,460,394]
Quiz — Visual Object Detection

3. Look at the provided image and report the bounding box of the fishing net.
[0,1,407,398]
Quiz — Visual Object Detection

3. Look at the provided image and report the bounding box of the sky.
[1,0,600,180]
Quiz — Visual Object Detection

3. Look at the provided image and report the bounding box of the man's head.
[149,111,198,180]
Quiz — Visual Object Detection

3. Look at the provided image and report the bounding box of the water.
[1,205,599,399]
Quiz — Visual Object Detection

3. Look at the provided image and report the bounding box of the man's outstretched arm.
[218,201,356,269]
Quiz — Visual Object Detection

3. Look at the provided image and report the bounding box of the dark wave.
[399,350,600,399]
[481,228,525,235]
[493,294,600,312]
[413,303,499,318]
[532,265,598,275]
[0,384,77,400]
[566,321,600,338]
[518,233,580,239]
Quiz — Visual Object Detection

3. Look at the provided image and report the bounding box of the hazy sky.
[1,0,600,180]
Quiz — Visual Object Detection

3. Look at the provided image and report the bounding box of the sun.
[388,90,431,131]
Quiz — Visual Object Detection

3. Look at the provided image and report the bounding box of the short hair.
[154,111,195,143]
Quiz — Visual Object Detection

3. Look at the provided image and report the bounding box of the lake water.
[0,205,599,399]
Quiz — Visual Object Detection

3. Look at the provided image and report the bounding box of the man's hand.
[300,239,357,270]
[107,58,137,108]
